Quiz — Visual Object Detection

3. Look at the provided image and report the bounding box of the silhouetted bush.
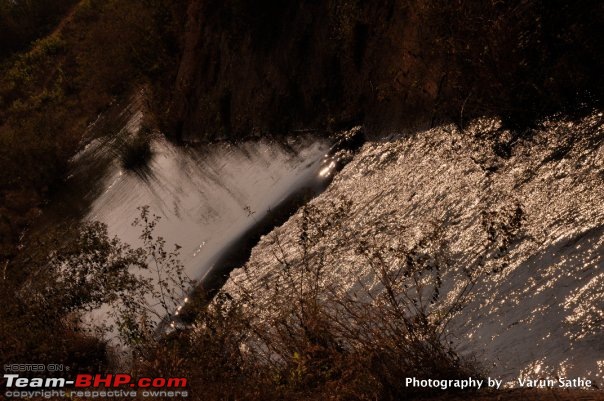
[134,201,488,400]
[1,207,191,372]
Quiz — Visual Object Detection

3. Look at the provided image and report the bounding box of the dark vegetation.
[0,207,191,373]
[0,0,77,59]
[0,0,185,376]
[169,0,603,140]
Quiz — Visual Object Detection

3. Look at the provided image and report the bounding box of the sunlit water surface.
[225,113,604,386]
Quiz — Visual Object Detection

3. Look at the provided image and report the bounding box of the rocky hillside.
[168,0,603,140]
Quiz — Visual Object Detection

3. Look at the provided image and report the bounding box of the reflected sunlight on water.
[225,112,604,386]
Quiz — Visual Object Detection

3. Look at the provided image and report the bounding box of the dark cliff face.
[167,0,603,141]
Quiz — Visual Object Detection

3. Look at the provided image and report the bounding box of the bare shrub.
[109,206,193,354]
[137,198,514,400]
[223,201,483,399]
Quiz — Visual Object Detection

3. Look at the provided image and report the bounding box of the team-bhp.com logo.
[3,374,189,398]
